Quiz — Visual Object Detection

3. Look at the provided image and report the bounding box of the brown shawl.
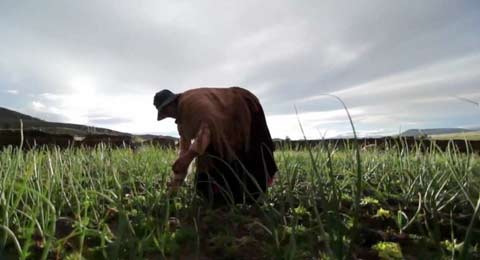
[176,87,261,160]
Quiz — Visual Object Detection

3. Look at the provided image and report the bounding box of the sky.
[1,1,479,139]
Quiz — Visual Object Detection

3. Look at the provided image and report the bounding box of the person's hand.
[267,174,276,187]
[172,153,194,174]
[169,150,196,195]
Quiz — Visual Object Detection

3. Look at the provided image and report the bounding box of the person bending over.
[153,87,277,204]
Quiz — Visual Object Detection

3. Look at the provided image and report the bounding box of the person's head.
[153,89,178,121]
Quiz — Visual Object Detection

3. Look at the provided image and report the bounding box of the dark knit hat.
[153,89,177,110]
[153,89,177,120]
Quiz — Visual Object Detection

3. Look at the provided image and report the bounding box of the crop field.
[0,143,479,259]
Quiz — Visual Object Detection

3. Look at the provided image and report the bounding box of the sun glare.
[70,76,96,96]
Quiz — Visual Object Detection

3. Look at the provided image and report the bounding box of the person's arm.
[190,122,211,155]
[171,136,192,182]
[178,136,191,157]
[169,123,211,189]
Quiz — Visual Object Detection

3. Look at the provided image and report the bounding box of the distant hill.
[0,107,44,122]
[399,128,475,137]
[137,134,177,140]
[429,131,480,141]
[0,106,129,136]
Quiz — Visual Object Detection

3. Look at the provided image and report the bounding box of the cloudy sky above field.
[1,1,479,139]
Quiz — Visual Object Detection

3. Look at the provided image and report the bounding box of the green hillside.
[0,107,128,136]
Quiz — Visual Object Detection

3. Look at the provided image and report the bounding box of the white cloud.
[0,1,479,137]
[31,89,170,134]
[267,108,366,139]
[5,89,18,95]
[32,101,46,110]
[330,54,480,100]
